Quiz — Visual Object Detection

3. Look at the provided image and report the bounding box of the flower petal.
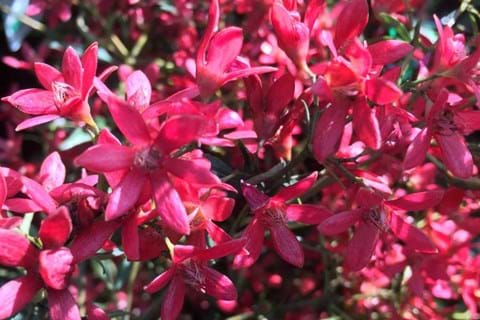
[39,206,72,248]
[345,221,379,271]
[368,40,413,65]
[106,169,146,220]
[62,47,83,90]
[0,175,6,209]
[269,223,304,267]
[241,182,269,210]
[15,114,61,131]
[156,115,205,154]
[161,276,185,320]
[403,128,431,170]
[21,176,57,214]
[203,266,237,300]
[365,77,402,105]
[0,228,38,268]
[151,171,189,234]
[334,0,369,48]
[0,275,42,319]
[34,62,62,90]
[436,132,474,178]
[3,89,56,115]
[206,27,243,74]
[75,144,135,173]
[70,220,120,263]
[274,172,318,202]
[286,204,332,224]
[385,190,444,211]
[164,157,220,186]
[48,288,81,320]
[233,217,264,269]
[39,152,66,192]
[389,212,437,253]
[352,98,381,149]
[126,70,152,110]
[144,268,175,294]
[81,42,98,97]
[318,209,363,236]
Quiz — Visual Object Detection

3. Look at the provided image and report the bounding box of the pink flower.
[234,172,331,268]
[144,239,246,320]
[319,187,443,271]
[3,43,102,131]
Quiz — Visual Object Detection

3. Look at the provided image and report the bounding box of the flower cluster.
[1,0,480,319]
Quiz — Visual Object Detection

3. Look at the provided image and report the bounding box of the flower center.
[52,81,79,109]
[363,207,389,232]
[261,203,287,227]
[134,148,161,171]
[434,110,463,136]
[180,261,206,293]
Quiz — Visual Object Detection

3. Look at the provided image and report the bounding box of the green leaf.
[378,13,411,42]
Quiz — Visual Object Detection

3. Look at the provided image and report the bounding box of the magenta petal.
[274,172,318,202]
[203,267,237,300]
[0,228,38,268]
[3,198,44,213]
[365,77,402,105]
[0,275,42,319]
[15,114,61,131]
[151,171,189,235]
[34,62,62,90]
[286,204,332,224]
[435,132,474,178]
[203,196,234,222]
[206,222,233,244]
[62,47,83,90]
[21,176,57,214]
[352,98,381,149]
[156,115,205,154]
[194,238,246,261]
[102,95,151,146]
[386,190,444,211]
[161,275,185,320]
[39,248,74,290]
[4,89,56,115]
[266,73,295,115]
[81,42,98,97]
[269,223,304,267]
[233,217,264,269]
[164,157,220,186]
[345,221,379,271]
[39,152,66,192]
[48,288,81,320]
[223,66,277,84]
[368,40,413,65]
[39,206,72,248]
[122,214,140,261]
[70,220,120,263]
[318,209,363,236]
[75,144,135,173]
[334,0,369,48]
[206,27,243,73]
[144,268,175,293]
[0,174,6,209]
[312,101,349,163]
[106,169,145,220]
[403,128,431,170]
[240,182,269,210]
[126,70,152,110]
[389,212,437,253]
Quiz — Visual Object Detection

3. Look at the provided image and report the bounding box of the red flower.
[404,89,480,178]
[234,172,331,268]
[75,93,220,234]
[144,239,246,320]
[0,207,118,319]
[3,43,103,131]
[193,0,277,98]
[319,187,443,271]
